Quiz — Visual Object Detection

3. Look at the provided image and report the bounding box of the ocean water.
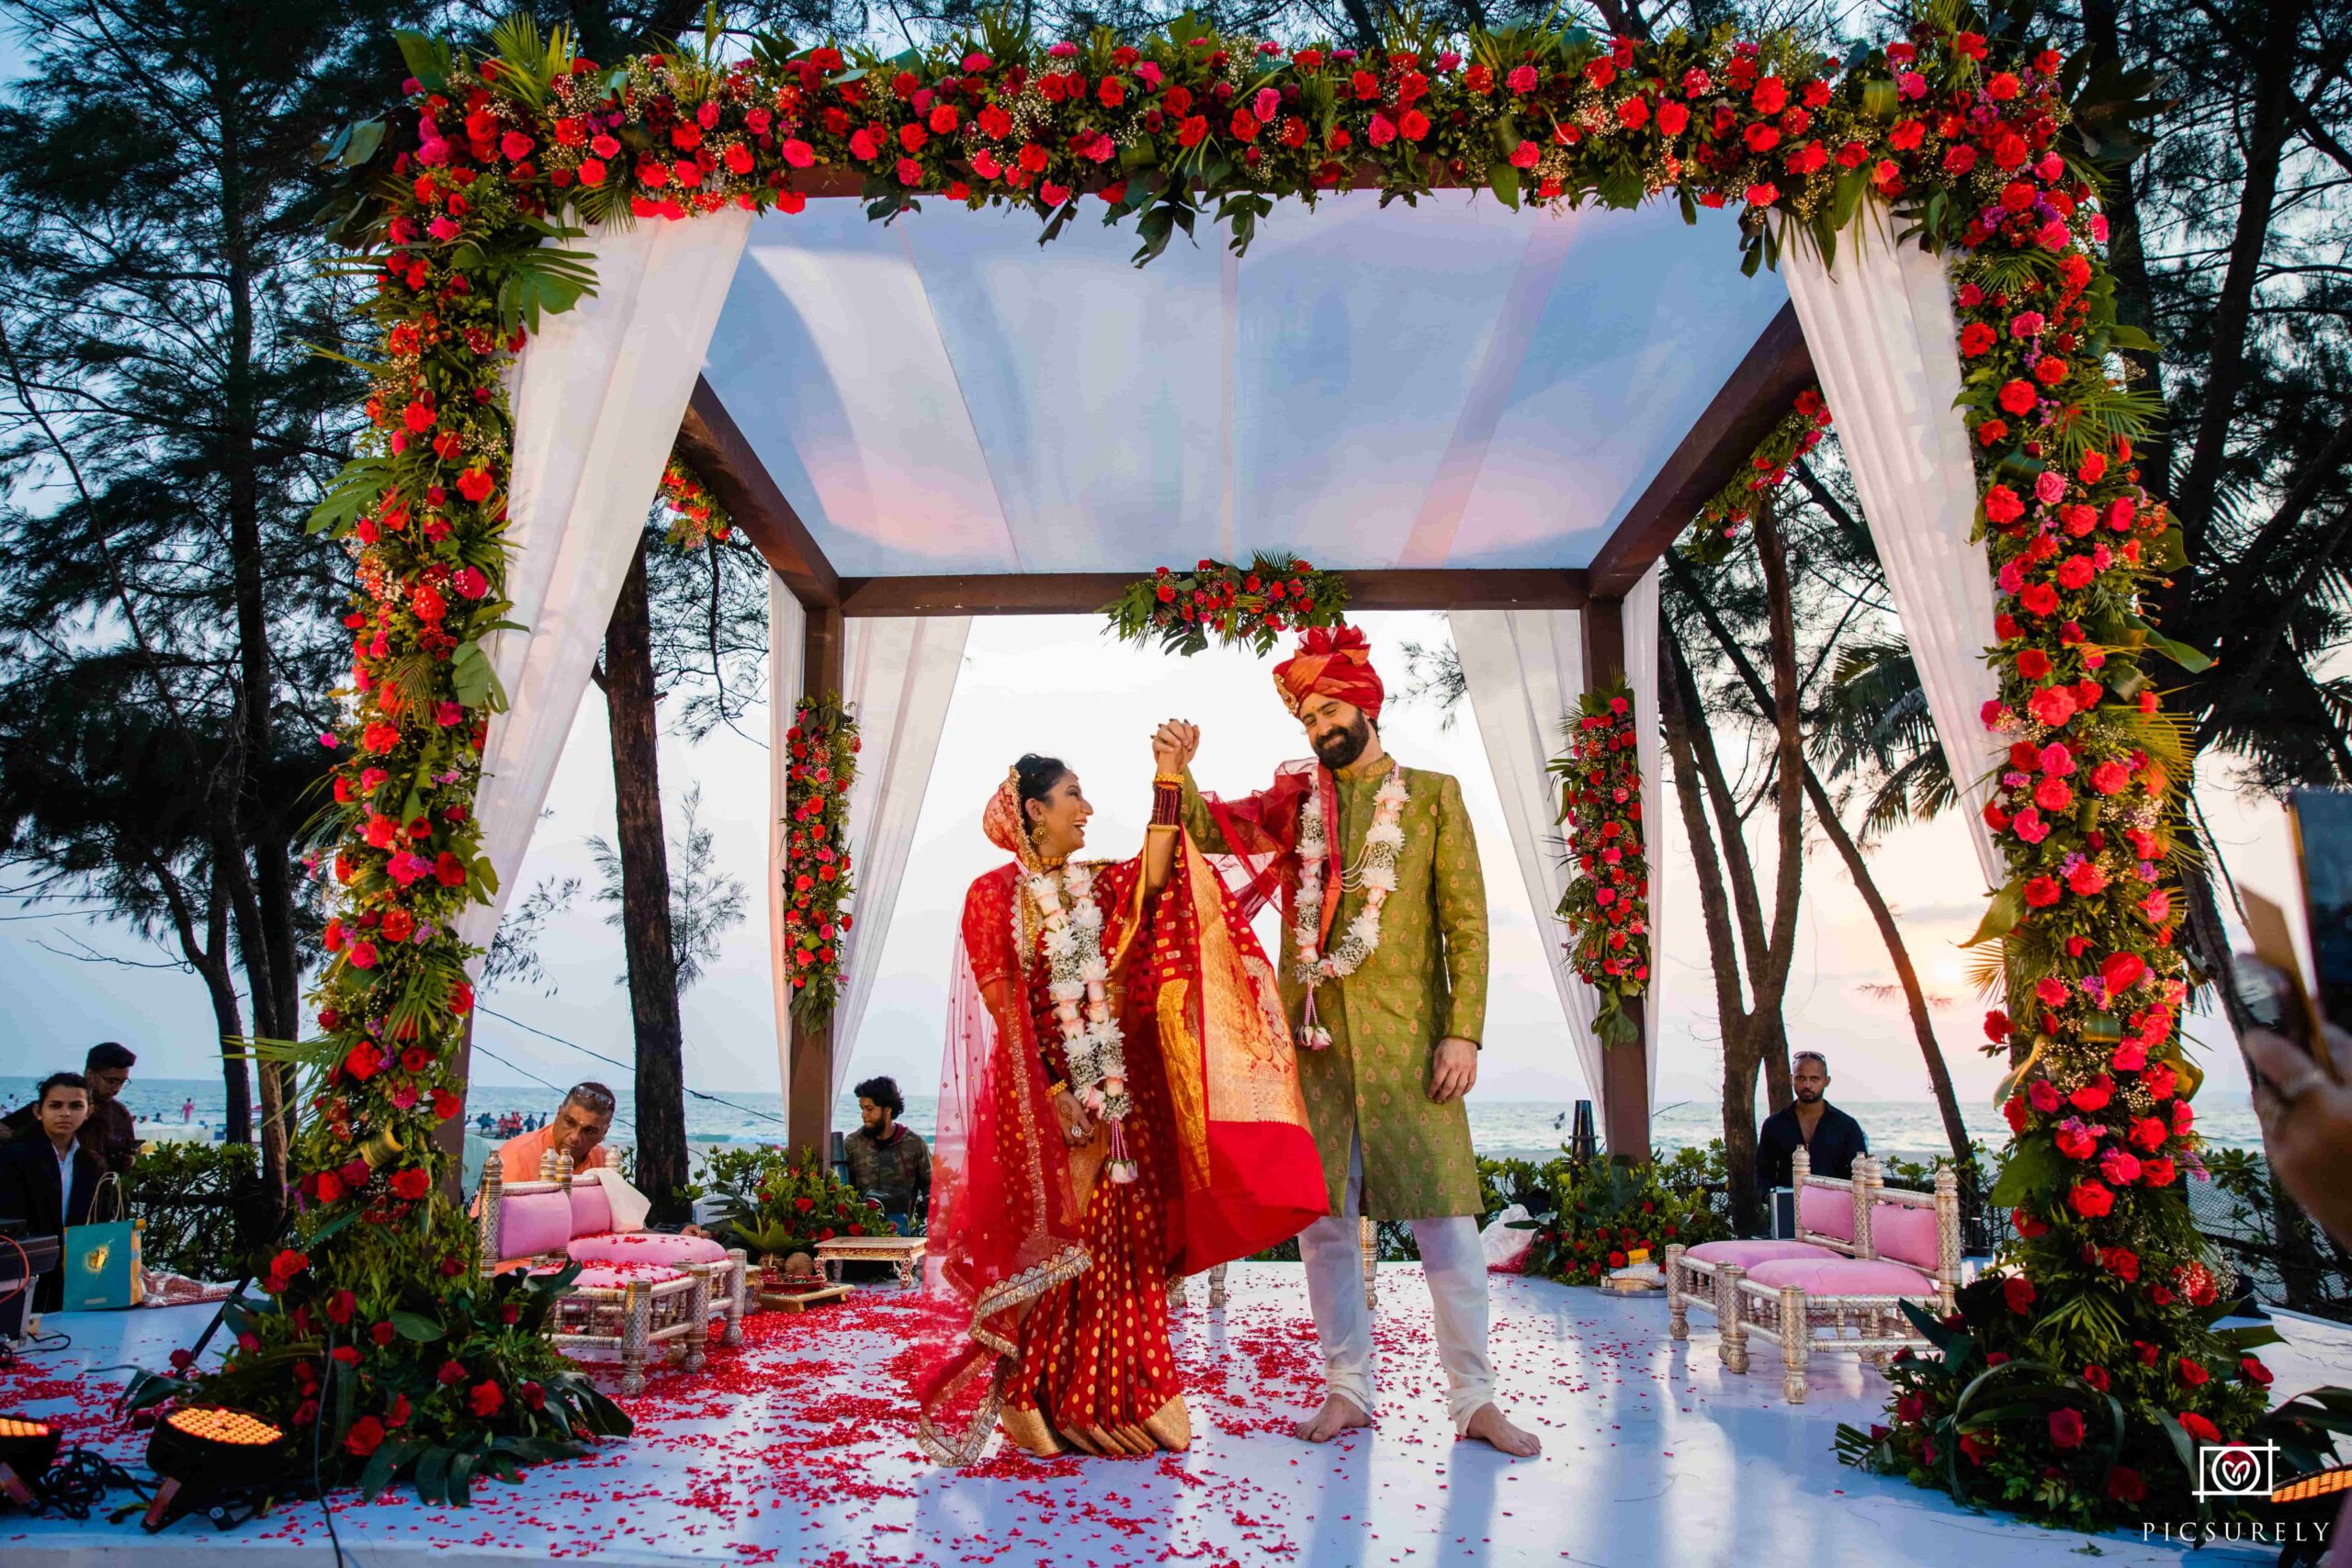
[6,1076,2266,1164]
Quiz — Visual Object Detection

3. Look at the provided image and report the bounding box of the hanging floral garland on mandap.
[654,453,733,548]
[179,0,2285,1523]
[1548,677,1649,1046]
[1104,552,1351,656]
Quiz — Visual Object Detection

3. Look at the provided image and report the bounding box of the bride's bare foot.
[1460,1402,1541,1458]
[1295,1393,1372,1443]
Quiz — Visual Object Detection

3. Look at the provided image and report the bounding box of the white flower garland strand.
[1023,860,1136,1180]
[1291,762,1409,1050]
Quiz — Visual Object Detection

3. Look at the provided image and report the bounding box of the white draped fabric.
[455,210,755,953]
[1622,566,1666,1108]
[826,615,970,1098]
[1449,609,1606,1126]
[764,575,808,1107]
[1781,202,2006,889]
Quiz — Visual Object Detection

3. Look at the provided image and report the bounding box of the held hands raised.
[1151,719,1201,774]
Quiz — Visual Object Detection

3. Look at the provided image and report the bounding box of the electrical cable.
[311,1345,347,1568]
[478,1006,794,1131]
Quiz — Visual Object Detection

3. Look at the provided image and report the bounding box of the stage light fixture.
[141,1405,288,1531]
[2273,1465,2352,1505]
[0,1416,60,1506]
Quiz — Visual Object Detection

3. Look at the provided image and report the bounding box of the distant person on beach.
[181,1098,194,1124]
[494,1082,617,1182]
[1756,1051,1868,1190]
[2,1042,138,1175]
[844,1076,930,1232]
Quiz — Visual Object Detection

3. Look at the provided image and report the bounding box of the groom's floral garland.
[228,3,2242,1517]
[1291,761,1408,1050]
[1550,679,1648,1046]
[783,692,857,1021]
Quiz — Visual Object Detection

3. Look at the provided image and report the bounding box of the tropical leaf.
[307,456,393,535]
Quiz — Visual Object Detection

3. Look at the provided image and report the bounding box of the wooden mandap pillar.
[786,603,845,1164]
[1581,596,1653,1164]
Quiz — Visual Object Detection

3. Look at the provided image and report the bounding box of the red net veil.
[913,784,1089,1464]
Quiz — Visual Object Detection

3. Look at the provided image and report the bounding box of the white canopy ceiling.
[698,191,1790,578]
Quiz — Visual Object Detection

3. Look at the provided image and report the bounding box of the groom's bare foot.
[1295,1393,1372,1443]
[1461,1403,1541,1458]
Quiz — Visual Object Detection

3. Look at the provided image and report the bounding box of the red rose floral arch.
[141,0,2294,1529]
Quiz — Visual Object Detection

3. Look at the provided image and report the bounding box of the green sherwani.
[1183,762,1487,1220]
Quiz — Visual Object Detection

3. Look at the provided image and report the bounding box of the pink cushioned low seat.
[498,1190,575,1262]
[1871,1203,1940,1271]
[532,1263,686,1291]
[1683,1239,1839,1269]
[568,1180,614,1237]
[569,1232,729,1267]
[1745,1257,1937,1296]
[1798,1183,1855,1241]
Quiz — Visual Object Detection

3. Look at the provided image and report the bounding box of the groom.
[1159,626,1539,1458]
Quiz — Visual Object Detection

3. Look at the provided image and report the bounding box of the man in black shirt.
[1757,1051,1868,1190]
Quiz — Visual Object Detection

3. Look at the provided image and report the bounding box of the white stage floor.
[6,1262,2345,1566]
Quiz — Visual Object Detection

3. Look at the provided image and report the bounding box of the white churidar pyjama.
[1299,1133,1493,1431]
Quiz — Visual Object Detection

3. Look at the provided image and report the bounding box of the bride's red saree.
[914,787,1325,1463]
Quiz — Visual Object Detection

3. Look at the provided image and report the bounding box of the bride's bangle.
[1046,1079,1069,1099]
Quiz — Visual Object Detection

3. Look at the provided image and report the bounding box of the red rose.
[2023,874,2062,908]
[2107,1467,2145,1503]
[2068,1180,2114,1217]
[1997,379,2039,415]
[2178,1411,2221,1444]
[469,1379,503,1417]
[2047,1408,2085,1450]
[345,1416,387,1457]
[2242,1357,2274,1387]
[372,1320,397,1347]
[2003,1273,2036,1314]
[2177,1357,2211,1386]
[390,1167,432,1201]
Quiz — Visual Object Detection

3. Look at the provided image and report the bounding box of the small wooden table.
[814,1235,926,1289]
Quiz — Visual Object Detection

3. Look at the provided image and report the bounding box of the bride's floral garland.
[1023,860,1136,1179]
[1550,679,1648,1046]
[1291,761,1408,1050]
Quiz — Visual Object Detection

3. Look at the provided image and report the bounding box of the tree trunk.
[1666,551,1973,1171]
[201,869,254,1145]
[1749,498,1809,1114]
[2167,0,2305,581]
[1660,620,1766,1234]
[604,536,690,1222]
[2079,0,2172,491]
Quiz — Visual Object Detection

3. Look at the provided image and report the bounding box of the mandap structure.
[153,2,2278,1532]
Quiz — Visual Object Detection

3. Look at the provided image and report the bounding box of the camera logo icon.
[2194,1441,2277,1499]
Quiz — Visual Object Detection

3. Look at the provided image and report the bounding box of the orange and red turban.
[1272,625,1384,723]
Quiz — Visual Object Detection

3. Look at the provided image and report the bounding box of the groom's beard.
[1312,716,1372,771]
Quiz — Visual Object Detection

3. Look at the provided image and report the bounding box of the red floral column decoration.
[1104,553,1350,656]
[782,692,857,1022]
[1549,677,1649,1044]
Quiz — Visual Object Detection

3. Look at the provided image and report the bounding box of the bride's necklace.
[1291,761,1409,1050]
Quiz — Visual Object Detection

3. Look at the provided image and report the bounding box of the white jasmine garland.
[1291,762,1410,1049]
[1023,860,1130,1117]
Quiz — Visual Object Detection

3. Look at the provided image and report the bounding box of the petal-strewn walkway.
[6,1263,2338,1566]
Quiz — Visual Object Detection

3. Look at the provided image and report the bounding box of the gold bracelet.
[1153,773,1184,786]
[1046,1080,1070,1098]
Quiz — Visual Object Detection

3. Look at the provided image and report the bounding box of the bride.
[916,732,1326,1462]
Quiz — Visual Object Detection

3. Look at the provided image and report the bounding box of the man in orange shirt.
[494,1082,616,1183]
